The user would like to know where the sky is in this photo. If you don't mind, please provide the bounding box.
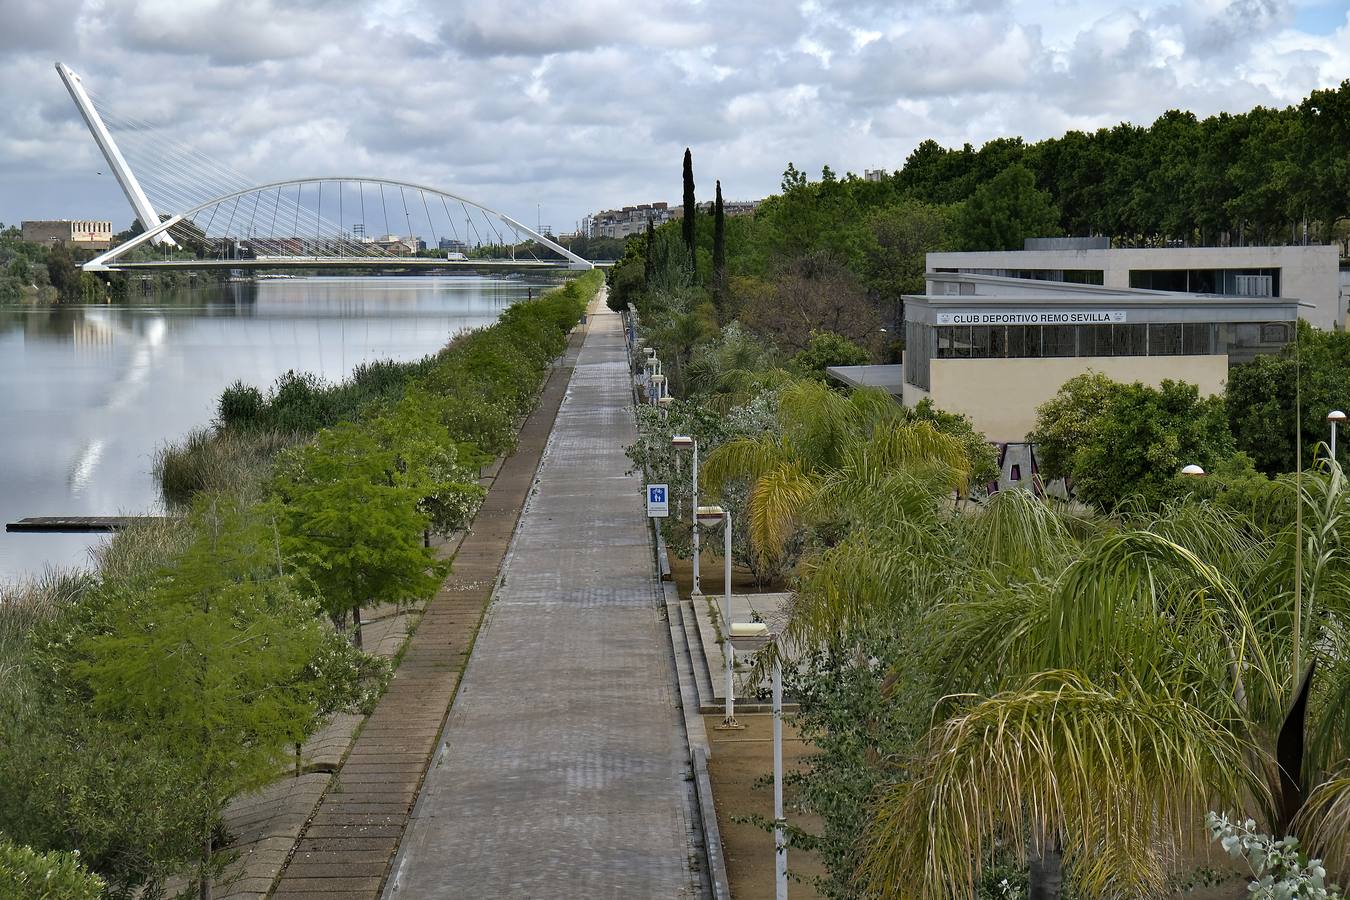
[1,0,1348,236]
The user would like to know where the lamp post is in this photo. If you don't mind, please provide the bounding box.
[697,504,741,729]
[650,373,666,405]
[671,435,702,597]
[1329,410,1346,459]
[730,622,786,900]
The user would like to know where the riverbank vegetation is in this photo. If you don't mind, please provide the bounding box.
[622,138,1349,897]
[0,270,598,897]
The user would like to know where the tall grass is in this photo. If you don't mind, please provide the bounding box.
[0,570,90,689]
[154,427,306,506]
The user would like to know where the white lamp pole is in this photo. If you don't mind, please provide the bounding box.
[672,435,702,596]
[698,505,741,729]
[1329,410,1345,459]
[730,622,785,899]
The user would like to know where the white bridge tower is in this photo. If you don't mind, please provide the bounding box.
[55,62,175,247]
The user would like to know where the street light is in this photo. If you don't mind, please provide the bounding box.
[1329,410,1346,459]
[730,622,786,900]
[697,504,742,729]
[650,373,666,405]
[1180,464,1206,477]
[671,434,702,597]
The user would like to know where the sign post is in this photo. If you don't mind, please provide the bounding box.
[646,484,669,518]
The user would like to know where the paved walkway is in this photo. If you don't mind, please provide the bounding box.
[269,311,588,900]
[383,295,701,898]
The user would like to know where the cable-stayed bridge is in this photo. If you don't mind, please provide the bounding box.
[56,63,595,273]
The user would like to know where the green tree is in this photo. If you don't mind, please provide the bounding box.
[712,180,727,312]
[45,243,81,300]
[862,199,956,323]
[271,421,446,647]
[1027,372,1121,481]
[73,497,334,899]
[955,163,1061,251]
[1057,378,1234,510]
[790,330,871,381]
[1227,322,1350,475]
[682,148,696,270]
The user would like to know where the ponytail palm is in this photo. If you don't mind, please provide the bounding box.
[862,469,1350,895]
[702,381,972,565]
[862,672,1264,900]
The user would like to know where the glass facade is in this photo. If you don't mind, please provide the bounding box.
[909,321,1276,363]
[1128,267,1280,297]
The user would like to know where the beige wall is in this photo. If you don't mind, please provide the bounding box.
[928,355,1229,442]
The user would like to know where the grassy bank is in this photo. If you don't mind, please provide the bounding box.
[0,270,599,898]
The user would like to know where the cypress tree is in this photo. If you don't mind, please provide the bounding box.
[682,148,696,268]
[713,180,727,310]
[643,215,655,288]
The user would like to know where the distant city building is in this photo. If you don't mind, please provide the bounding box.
[22,219,113,250]
[588,202,678,239]
[694,198,762,218]
[864,169,887,182]
[588,197,762,239]
[438,237,468,252]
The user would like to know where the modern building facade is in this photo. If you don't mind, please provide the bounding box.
[928,242,1341,330]
[22,219,113,250]
[901,272,1299,443]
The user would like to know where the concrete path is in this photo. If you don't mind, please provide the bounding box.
[384,295,702,898]
[270,315,587,900]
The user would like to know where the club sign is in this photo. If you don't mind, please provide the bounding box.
[936,310,1128,325]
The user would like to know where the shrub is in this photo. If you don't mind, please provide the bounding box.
[0,836,105,899]
[217,380,264,429]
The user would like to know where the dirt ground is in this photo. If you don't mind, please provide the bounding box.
[705,713,828,900]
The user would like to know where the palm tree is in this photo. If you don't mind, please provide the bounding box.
[853,464,1350,898]
[700,380,973,569]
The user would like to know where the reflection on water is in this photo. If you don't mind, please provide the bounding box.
[0,275,551,583]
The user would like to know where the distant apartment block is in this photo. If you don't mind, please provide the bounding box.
[929,239,1342,330]
[22,219,113,250]
[588,202,679,239]
[586,197,762,239]
[438,237,469,253]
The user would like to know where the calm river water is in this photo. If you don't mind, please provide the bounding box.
[0,274,553,584]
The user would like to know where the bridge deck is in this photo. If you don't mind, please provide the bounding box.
[102,258,611,272]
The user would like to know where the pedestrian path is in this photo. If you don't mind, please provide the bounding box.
[383,294,702,898]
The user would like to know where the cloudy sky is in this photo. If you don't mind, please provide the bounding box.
[1,0,1348,235]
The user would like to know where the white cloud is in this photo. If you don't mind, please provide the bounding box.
[0,0,1346,232]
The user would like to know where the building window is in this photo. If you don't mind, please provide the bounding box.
[1149,323,1183,355]
[1043,325,1077,357]
[1235,274,1273,297]
[1009,464,1022,481]
[905,321,931,390]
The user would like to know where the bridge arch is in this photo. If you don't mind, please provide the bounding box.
[85,177,593,271]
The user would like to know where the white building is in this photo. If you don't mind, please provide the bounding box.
[928,240,1342,330]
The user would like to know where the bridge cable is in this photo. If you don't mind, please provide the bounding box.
[420,189,438,248]
[459,201,485,249]
[378,183,391,242]
[439,195,461,244]
[399,185,414,250]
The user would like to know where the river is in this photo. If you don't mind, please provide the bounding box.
[0,274,554,584]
